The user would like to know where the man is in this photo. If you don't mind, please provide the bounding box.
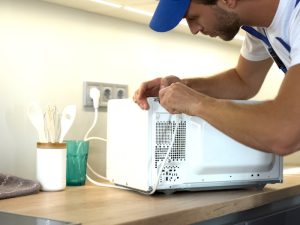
[133,0,300,156]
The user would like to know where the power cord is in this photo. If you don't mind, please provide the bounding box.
[84,88,180,194]
[84,87,106,142]
[84,87,126,189]
[146,114,180,195]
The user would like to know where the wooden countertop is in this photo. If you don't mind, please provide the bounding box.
[1,174,300,225]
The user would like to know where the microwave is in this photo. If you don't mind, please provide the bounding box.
[106,98,283,194]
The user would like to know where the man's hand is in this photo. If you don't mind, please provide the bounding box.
[159,82,206,115]
[133,76,181,109]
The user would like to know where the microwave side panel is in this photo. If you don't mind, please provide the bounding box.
[107,99,151,191]
[185,116,282,184]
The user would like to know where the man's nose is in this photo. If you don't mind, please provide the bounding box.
[188,22,203,35]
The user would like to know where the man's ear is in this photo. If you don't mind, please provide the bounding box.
[221,0,237,8]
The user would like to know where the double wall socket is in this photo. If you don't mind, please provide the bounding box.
[83,81,128,108]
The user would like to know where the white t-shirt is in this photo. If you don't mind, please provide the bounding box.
[240,0,300,71]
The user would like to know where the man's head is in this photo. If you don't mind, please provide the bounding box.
[150,0,240,41]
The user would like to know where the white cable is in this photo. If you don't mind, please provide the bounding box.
[85,136,107,142]
[84,88,112,186]
[84,107,99,141]
[147,114,180,195]
[86,175,130,190]
[87,162,109,181]
[84,90,181,195]
[83,106,108,181]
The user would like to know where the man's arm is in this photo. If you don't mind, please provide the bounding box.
[133,55,273,109]
[182,55,273,100]
[159,63,300,156]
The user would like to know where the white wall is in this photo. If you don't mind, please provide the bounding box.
[0,0,292,180]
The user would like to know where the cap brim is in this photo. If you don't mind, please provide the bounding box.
[150,0,191,32]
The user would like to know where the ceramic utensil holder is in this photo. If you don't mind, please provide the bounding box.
[36,142,66,191]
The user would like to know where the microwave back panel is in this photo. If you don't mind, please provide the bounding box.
[107,98,283,194]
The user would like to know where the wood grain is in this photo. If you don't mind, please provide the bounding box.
[0,175,300,225]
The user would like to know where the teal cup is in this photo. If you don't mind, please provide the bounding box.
[66,140,89,186]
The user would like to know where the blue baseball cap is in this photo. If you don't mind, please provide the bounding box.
[150,0,191,32]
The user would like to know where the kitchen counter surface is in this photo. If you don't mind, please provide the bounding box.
[0,174,300,225]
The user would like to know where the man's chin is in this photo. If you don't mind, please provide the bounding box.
[219,34,235,41]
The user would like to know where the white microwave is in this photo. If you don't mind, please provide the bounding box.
[106,98,283,194]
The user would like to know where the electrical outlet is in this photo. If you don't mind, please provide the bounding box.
[115,87,127,99]
[83,82,101,107]
[101,85,113,107]
[83,81,128,108]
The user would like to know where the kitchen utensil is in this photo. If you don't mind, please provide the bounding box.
[59,105,76,143]
[44,105,58,143]
[54,113,61,142]
[27,102,47,143]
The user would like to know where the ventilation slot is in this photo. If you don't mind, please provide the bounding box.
[155,120,186,168]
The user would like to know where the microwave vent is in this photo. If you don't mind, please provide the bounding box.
[159,165,180,184]
[155,120,186,169]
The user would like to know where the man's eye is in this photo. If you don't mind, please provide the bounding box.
[187,16,197,21]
